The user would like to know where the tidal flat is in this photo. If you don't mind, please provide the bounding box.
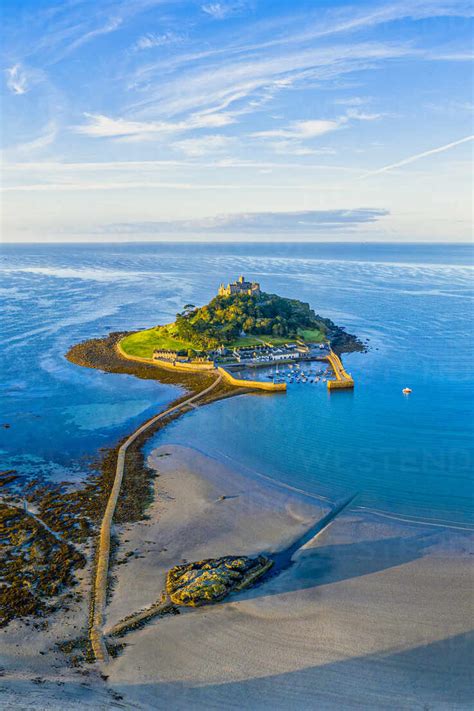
[2,440,472,709]
[86,446,474,709]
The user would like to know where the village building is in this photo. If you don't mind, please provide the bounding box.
[153,349,212,365]
[218,275,261,298]
[153,349,188,363]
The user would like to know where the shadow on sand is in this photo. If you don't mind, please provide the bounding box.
[239,529,438,602]
[111,631,474,709]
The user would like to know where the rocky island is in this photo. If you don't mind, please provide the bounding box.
[118,275,363,366]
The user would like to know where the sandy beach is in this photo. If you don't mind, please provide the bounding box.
[105,445,473,709]
[1,443,472,709]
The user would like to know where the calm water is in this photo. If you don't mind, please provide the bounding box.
[1,243,473,526]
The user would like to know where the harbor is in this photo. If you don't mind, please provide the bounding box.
[228,360,334,387]
[224,346,355,390]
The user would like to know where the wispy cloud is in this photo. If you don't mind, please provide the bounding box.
[5,64,30,94]
[64,16,123,56]
[201,2,248,20]
[133,31,184,51]
[360,135,474,177]
[14,122,58,153]
[122,0,473,134]
[267,141,336,157]
[97,208,389,233]
[3,157,361,174]
[129,41,410,121]
[202,3,229,19]
[72,111,235,140]
[427,50,474,61]
[2,0,182,70]
[334,96,371,107]
[253,119,342,140]
[3,0,473,242]
[252,110,382,153]
[1,178,355,192]
[172,134,235,156]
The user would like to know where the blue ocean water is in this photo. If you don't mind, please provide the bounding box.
[1,242,473,526]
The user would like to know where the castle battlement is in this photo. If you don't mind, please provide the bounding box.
[218,275,261,298]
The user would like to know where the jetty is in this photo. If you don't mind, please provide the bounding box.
[325,349,355,390]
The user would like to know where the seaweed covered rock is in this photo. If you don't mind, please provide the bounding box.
[166,555,272,606]
[0,504,86,627]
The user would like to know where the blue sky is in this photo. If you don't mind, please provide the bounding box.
[1,0,473,241]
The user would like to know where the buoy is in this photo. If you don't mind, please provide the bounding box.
[402,387,412,394]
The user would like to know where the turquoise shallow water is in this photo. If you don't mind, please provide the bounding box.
[1,242,473,525]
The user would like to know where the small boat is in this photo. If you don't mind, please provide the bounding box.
[402,387,412,394]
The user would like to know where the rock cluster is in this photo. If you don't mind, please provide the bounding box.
[166,555,273,606]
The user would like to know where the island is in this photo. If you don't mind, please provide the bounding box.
[116,275,362,390]
[67,277,363,661]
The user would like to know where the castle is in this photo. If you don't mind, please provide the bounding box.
[218,275,261,298]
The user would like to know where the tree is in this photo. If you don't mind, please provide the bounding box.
[243,317,255,332]
[173,290,323,349]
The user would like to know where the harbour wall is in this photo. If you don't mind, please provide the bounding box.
[217,367,287,391]
[325,351,354,389]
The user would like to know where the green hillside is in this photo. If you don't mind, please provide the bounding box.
[119,291,328,358]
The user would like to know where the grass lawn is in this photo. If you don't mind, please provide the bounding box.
[229,331,325,348]
[227,335,266,348]
[228,334,296,348]
[120,326,194,359]
[259,335,296,346]
[297,328,325,343]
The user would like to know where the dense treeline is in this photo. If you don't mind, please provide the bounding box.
[173,292,326,349]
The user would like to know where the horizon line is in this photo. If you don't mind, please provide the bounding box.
[2,239,473,246]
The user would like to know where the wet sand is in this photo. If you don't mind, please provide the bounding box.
[103,445,473,710]
[1,444,472,709]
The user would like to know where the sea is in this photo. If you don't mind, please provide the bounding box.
[1,242,473,528]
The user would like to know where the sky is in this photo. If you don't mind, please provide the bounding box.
[1,0,473,242]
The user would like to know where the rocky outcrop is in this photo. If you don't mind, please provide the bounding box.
[166,555,273,606]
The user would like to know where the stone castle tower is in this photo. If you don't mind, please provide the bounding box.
[218,275,261,297]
